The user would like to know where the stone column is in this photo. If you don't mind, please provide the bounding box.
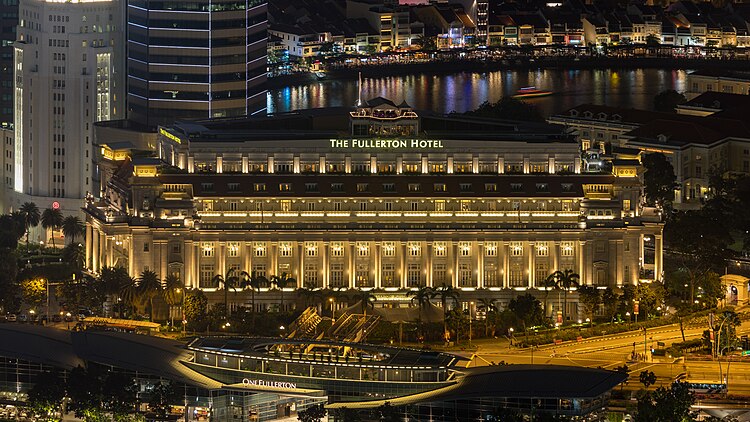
[297,243,304,287]
[426,243,433,287]
[578,240,585,286]
[184,240,194,288]
[374,242,381,288]
[400,242,406,288]
[218,241,226,277]
[528,242,536,288]
[655,234,663,282]
[216,155,223,173]
[159,241,168,282]
[106,235,113,268]
[322,243,328,289]
[242,156,249,173]
[92,229,100,273]
[503,242,510,288]
[452,241,459,287]
[268,156,274,173]
[553,241,560,272]
[477,243,484,288]
[85,224,92,269]
[349,242,356,288]
[270,242,278,278]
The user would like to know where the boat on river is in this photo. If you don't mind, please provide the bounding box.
[512,86,553,99]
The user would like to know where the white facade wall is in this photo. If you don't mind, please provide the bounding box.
[13,0,124,216]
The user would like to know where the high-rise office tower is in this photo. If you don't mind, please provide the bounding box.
[13,0,124,211]
[126,0,268,128]
[1,0,18,128]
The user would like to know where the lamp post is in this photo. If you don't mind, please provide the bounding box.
[586,317,591,328]
[65,312,71,330]
[508,327,514,349]
[329,297,335,323]
[469,301,474,347]
[626,311,631,325]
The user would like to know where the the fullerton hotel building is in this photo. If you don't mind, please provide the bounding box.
[86,98,663,315]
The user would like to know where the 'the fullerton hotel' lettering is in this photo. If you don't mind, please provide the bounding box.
[329,139,444,149]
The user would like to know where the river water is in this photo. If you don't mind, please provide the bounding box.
[267,68,689,117]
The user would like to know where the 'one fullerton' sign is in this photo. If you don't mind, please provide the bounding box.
[242,378,297,389]
[330,139,444,149]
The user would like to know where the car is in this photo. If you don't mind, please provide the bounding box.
[52,314,62,323]
[17,314,27,323]
[63,314,74,322]
[6,314,16,322]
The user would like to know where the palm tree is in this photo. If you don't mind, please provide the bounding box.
[119,277,141,317]
[137,269,163,322]
[352,289,376,317]
[214,270,241,320]
[240,270,267,325]
[19,202,40,251]
[269,272,297,312]
[40,208,63,249]
[551,269,581,324]
[163,273,183,328]
[541,272,560,322]
[62,243,85,272]
[61,216,84,245]
[477,297,498,337]
[433,283,460,341]
[297,286,323,309]
[407,285,434,338]
[99,266,131,317]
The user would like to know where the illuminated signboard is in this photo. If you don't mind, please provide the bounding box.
[329,139,444,149]
[241,378,297,389]
[159,128,182,144]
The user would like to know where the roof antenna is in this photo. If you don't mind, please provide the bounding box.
[356,71,364,107]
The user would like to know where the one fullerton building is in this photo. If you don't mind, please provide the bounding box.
[87,98,663,316]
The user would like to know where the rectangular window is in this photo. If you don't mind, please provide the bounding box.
[331,242,344,257]
[356,264,370,287]
[356,183,369,192]
[304,263,319,288]
[252,263,266,279]
[357,242,369,257]
[280,200,291,212]
[460,200,471,211]
[385,201,393,211]
[407,263,422,287]
[485,242,497,256]
[279,183,292,192]
[331,183,344,192]
[227,242,239,258]
[433,263,447,284]
[330,263,345,288]
[305,183,318,192]
[510,242,524,257]
[383,242,396,257]
[434,241,447,257]
[434,183,447,192]
[536,242,549,257]
[279,242,292,257]
[408,242,421,257]
[459,242,471,256]
[561,242,575,257]
[254,183,266,192]
[382,263,397,287]
[201,242,214,257]
[254,242,267,257]
[485,183,497,192]
[535,263,548,285]
[305,242,318,257]
[382,183,395,192]
[458,263,472,287]
[408,183,421,192]
[200,264,214,288]
[623,199,631,211]
[143,243,150,252]
[459,183,472,192]
[434,200,445,211]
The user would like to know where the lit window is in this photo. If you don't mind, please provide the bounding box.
[459,242,471,256]
[201,242,214,257]
[279,242,292,257]
[357,242,369,257]
[485,242,497,257]
[408,242,421,257]
[254,242,266,257]
[510,242,524,257]
[331,242,344,257]
[434,241,447,257]
[561,241,574,257]
[305,242,318,257]
[383,242,396,257]
[536,242,549,257]
[227,242,239,258]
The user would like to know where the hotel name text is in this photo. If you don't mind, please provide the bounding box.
[330,139,444,149]
[242,378,297,389]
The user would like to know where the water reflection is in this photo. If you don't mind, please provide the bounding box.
[268,69,688,116]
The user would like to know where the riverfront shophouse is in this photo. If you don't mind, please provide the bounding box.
[86,98,663,318]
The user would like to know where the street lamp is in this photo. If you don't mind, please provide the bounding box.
[329,297,335,323]
[508,328,514,349]
[279,325,286,338]
[469,301,474,347]
[626,311,631,323]
[585,317,591,328]
[65,312,71,330]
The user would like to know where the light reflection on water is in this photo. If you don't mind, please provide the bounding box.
[268,69,688,116]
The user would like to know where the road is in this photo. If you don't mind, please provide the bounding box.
[462,313,750,395]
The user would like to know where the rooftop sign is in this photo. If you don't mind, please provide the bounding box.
[330,139,444,150]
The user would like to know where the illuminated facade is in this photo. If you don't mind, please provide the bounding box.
[13,0,124,214]
[86,100,663,317]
